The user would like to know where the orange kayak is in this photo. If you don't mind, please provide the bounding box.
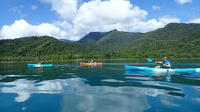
[80,62,103,66]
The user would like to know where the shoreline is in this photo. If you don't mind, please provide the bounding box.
[1,58,200,63]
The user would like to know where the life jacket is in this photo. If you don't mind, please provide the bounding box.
[162,60,171,68]
[163,61,170,65]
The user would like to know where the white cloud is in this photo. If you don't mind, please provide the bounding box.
[0,19,68,39]
[40,0,78,20]
[127,16,180,32]
[0,0,181,41]
[40,0,180,39]
[70,0,148,36]
[175,0,192,5]
[152,5,161,10]
[189,18,200,23]
[159,16,180,24]
[31,5,38,10]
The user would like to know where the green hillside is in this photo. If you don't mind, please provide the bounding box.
[1,23,200,61]
[96,30,144,51]
[79,32,108,43]
[121,23,200,58]
[1,36,79,56]
[79,29,144,51]
[0,36,102,60]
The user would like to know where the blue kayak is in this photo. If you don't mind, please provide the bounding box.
[125,65,200,73]
[27,64,53,67]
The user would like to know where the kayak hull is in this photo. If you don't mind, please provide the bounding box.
[28,64,53,67]
[80,62,103,66]
[125,65,200,73]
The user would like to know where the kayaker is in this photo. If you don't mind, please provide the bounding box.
[91,59,94,63]
[88,59,94,63]
[155,57,171,68]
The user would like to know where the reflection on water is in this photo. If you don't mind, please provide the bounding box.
[61,81,151,112]
[0,77,167,103]
[0,76,199,112]
[124,70,173,82]
[0,61,200,112]
[0,78,84,102]
[0,77,165,112]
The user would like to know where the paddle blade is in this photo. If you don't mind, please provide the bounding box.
[147,58,153,62]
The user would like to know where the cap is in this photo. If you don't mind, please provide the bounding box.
[163,57,167,59]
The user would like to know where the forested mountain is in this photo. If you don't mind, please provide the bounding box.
[79,29,144,51]
[0,36,102,60]
[96,30,144,51]
[121,23,200,58]
[79,31,108,42]
[0,23,200,61]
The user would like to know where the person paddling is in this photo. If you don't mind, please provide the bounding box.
[155,57,171,68]
[88,59,94,63]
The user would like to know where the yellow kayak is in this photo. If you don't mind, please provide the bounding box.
[80,62,103,66]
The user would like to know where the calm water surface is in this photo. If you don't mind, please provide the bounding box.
[0,60,200,112]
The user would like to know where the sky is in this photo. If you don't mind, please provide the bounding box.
[0,0,200,41]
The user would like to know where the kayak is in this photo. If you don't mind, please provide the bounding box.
[27,64,53,67]
[80,62,103,66]
[125,65,200,73]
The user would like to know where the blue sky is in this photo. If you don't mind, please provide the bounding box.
[0,0,199,40]
[133,0,200,21]
[0,0,57,26]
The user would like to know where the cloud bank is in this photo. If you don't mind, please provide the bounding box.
[0,19,67,39]
[190,18,200,23]
[0,0,180,41]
